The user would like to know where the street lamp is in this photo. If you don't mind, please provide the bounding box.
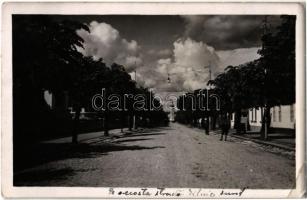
[167,73,171,84]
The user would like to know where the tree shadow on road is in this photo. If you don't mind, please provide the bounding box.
[122,132,167,138]
[130,127,173,134]
[14,167,76,186]
[114,138,154,143]
[14,142,165,173]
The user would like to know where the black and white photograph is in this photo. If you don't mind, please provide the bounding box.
[1,2,305,199]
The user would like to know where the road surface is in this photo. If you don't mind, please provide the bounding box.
[14,123,295,188]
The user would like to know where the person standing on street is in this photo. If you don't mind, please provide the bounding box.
[204,117,209,135]
[220,114,230,141]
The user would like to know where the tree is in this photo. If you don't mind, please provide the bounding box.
[257,15,296,139]
[68,56,110,142]
[208,61,265,134]
[13,15,89,142]
[13,15,169,144]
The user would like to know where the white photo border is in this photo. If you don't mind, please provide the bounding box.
[1,2,305,198]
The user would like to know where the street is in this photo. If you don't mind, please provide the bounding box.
[14,123,295,188]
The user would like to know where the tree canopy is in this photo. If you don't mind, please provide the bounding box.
[13,15,168,143]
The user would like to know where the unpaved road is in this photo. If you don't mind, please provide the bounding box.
[15,123,295,188]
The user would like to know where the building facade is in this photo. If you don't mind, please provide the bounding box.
[231,104,295,132]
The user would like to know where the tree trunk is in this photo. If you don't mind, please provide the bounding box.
[134,115,138,129]
[234,110,242,134]
[205,115,210,135]
[247,110,251,131]
[120,112,125,133]
[72,106,81,144]
[104,114,109,136]
[128,114,133,131]
[261,105,271,140]
[104,89,109,136]
[212,113,217,130]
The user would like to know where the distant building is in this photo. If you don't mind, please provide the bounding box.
[168,102,175,122]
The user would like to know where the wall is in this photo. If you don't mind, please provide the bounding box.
[230,104,295,131]
[249,104,295,130]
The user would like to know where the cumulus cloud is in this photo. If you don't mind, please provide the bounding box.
[129,69,158,89]
[157,49,172,57]
[150,38,261,93]
[153,38,221,92]
[77,21,142,71]
[76,19,263,94]
[147,49,172,58]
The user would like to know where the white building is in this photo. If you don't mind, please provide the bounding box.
[168,102,175,122]
[231,104,295,132]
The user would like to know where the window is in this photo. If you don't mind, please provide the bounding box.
[260,107,264,122]
[250,109,254,122]
[278,106,282,122]
[290,105,294,122]
[250,108,258,122]
[255,108,257,122]
[273,107,276,122]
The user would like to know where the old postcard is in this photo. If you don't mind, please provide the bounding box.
[1,2,305,199]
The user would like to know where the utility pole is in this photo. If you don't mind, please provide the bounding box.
[133,61,137,130]
[262,15,269,140]
[206,63,212,132]
[208,64,212,81]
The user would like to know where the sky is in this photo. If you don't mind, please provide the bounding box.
[58,15,281,94]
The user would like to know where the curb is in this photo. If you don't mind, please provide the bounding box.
[230,134,295,151]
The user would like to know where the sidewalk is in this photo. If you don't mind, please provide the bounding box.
[228,129,295,151]
[42,127,295,151]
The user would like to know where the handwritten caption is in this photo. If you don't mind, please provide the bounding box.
[108,187,248,198]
